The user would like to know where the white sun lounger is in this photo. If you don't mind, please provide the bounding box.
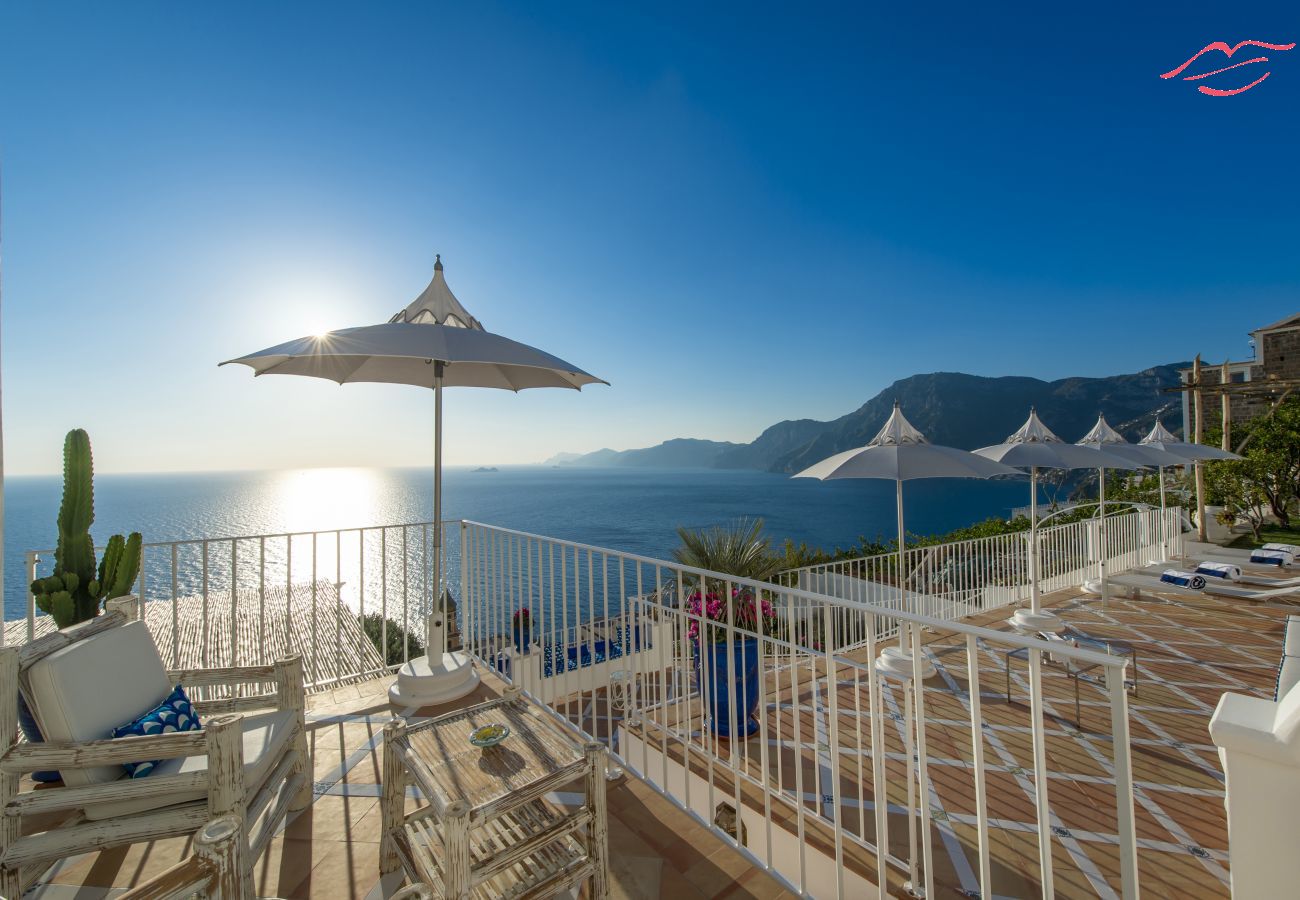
[1147,561,1300,589]
[1110,571,1300,602]
[1181,544,1297,568]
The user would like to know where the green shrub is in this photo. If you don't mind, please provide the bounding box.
[361,613,424,666]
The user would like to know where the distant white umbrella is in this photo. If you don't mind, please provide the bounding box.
[1138,419,1241,557]
[1076,415,1159,605]
[1138,419,1242,462]
[975,409,1142,632]
[795,403,1020,677]
[223,256,607,704]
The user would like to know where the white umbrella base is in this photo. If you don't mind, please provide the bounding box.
[1082,578,1111,597]
[874,644,936,680]
[1009,608,1065,634]
[388,651,481,708]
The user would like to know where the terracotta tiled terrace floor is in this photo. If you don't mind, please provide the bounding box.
[22,576,1299,899]
[26,670,795,900]
[621,584,1299,899]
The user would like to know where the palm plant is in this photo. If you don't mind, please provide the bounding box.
[672,517,781,583]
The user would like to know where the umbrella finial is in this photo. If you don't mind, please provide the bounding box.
[390,256,485,329]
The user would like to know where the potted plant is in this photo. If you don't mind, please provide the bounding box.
[512,607,533,653]
[23,429,143,780]
[687,587,775,738]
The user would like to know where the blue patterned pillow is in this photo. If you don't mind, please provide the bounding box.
[111,684,203,778]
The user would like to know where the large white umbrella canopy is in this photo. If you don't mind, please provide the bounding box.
[223,259,604,391]
[1138,419,1241,557]
[222,256,607,658]
[1076,415,1158,605]
[974,409,1142,630]
[1139,419,1242,461]
[795,403,1020,673]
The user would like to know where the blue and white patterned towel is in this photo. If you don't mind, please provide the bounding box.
[1251,549,1295,567]
[1161,570,1207,590]
[1196,561,1242,581]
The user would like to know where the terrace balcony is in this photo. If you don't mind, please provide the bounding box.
[7,506,1294,898]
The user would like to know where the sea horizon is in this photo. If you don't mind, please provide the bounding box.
[2,465,1044,619]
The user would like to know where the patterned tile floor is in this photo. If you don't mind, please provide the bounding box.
[22,579,1298,898]
[623,585,1298,899]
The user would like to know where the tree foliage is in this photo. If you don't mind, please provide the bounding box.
[361,613,424,667]
[1206,398,1300,528]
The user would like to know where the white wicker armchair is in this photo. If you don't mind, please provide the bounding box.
[0,603,311,898]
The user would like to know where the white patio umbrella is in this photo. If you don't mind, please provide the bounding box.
[794,403,1020,678]
[1138,420,1241,558]
[1076,415,1160,605]
[975,409,1142,632]
[223,256,607,704]
[1139,419,1241,509]
[1139,419,1242,462]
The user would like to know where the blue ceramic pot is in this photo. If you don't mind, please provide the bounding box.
[693,636,761,737]
[513,626,532,653]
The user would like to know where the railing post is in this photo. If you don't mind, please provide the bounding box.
[1109,663,1139,899]
[25,552,38,643]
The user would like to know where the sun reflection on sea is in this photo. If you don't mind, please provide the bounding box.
[272,467,389,534]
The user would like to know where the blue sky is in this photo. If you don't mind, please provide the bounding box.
[2,1,1297,474]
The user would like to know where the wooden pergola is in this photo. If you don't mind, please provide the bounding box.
[1160,355,1300,539]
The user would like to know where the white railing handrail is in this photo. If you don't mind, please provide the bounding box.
[779,504,1178,581]
[24,517,464,558]
[459,521,1127,671]
[457,519,1143,898]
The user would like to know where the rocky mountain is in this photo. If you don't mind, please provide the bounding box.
[552,363,1189,473]
[551,438,742,468]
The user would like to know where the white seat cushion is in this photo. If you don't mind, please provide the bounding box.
[26,621,173,788]
[83,709,296,820]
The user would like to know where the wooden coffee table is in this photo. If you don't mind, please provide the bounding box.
[379,686,609,899]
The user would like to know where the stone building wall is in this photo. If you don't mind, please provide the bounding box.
[1181,318,1300,435]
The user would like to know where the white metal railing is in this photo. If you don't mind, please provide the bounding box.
[779,506,1184,640]
[11,521,462,689]
[459,520,1141,899]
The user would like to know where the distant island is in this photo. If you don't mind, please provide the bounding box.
[472,466,499,473]
[543,363,1189,474]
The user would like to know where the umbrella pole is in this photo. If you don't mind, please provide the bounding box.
[1158,465,1168,562]
[432,363,445,658]
[1029,467,1039,614]
[896,478,907,652]
[1098,468,1109,607]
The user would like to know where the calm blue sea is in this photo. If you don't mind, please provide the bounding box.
[2,466,1037,620]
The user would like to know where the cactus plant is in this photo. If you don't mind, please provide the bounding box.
[31,430,143,629]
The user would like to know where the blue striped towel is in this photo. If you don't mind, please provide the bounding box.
[1251,549,1295,567]
[1196,562,1242,581]
[1263,543,1300,556]
[1161,570,1207,589]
